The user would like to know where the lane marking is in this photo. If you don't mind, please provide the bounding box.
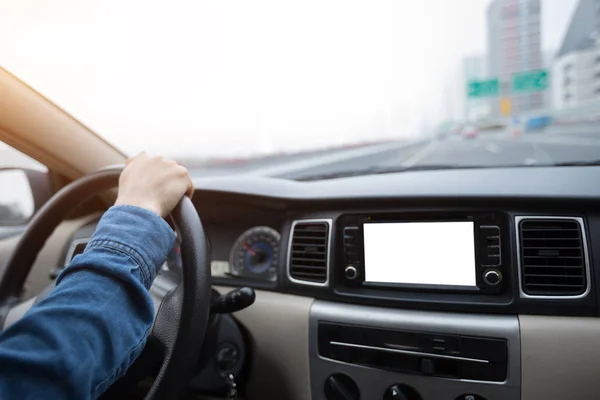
[531,143,554,163]
[401,141,440,167]
[484,143,501,153]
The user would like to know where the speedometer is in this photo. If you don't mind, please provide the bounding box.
[229,226,280,282]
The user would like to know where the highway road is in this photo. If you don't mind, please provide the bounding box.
[190,126,600,180]
[382,131,600,167]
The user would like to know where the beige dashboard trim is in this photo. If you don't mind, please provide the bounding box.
[520,315,600,400]
[216,286,313,400]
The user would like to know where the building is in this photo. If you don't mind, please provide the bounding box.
[552,0,600,110]
[487,0,543,115]
[541,50,555,110]
[463,55,490,121]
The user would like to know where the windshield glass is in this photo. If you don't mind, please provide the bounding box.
[1,0,597,179]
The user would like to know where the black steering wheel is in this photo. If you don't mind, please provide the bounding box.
[0,166,212,399]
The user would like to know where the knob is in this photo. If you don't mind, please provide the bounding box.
[344,265,359,280]
[382,384,421,400]
[483,269,502,286]
[324,373,360,400]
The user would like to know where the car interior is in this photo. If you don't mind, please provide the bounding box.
[1,62,600,400]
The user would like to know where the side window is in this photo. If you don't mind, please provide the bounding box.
[0,142,47,225]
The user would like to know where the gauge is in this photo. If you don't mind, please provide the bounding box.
[229,226,280,282]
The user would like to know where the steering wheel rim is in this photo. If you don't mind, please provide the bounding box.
[0,166,211,400]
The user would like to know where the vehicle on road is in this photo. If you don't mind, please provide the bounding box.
[525,116,552,132]
[460,124,478,139]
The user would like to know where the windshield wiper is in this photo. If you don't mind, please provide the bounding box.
[296,164,479,181]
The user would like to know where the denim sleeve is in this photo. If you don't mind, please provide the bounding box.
[0,205,175,400]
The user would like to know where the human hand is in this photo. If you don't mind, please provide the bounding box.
[115,153,194,217]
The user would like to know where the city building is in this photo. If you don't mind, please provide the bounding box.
[552,0,600,110]
[463,55,490,121]
[541,50,555,111]
[487,0,543,115]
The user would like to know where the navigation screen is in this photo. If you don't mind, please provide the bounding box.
[363,221,477,287]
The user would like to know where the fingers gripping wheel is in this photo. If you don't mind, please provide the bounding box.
[0,166,211,400]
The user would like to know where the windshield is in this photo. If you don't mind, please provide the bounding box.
[1,0,597,179]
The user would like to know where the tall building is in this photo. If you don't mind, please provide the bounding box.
[487,0,543,115]
[463,55,490,121]
[552,0,600,110]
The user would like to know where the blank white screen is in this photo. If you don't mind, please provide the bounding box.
[363,221,477,286]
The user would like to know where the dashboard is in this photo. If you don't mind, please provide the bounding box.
[59,165,600,400]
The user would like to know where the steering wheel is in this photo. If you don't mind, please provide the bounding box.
[0,166,211,399]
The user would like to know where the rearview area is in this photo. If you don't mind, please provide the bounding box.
[363,221,477,287]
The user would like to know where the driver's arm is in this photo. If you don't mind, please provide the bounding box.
[0,154,193,400]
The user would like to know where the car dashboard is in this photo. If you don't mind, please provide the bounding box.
[60,165,600,400]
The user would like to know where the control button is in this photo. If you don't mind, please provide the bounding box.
[455,395,487,400]
[343,226,359,246]
[420,358,435,375]
[480,225,501,267]
[324,373,360,400]
[383,384,421,400]
[344,265,359,280]
[483,269,502,286]
[432,337,445,351]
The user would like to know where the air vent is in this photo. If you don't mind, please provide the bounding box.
[518,218,588,297]
[288,220,331,285]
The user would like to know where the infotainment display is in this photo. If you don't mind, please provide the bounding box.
[363,221,477,287]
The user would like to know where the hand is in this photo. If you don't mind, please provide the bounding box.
[115,153,194,217]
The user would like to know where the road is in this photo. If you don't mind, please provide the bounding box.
[420,128,600,166]
[191,125,600,180]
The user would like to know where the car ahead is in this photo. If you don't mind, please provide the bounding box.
[525,115,552,132]
[460,124,478,139]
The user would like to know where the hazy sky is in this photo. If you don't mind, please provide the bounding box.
[0,0,578,157]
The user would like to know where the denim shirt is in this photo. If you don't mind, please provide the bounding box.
[0,205,175,399]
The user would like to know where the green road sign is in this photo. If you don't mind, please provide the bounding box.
[512,70,548,93]
[467,79,499,98]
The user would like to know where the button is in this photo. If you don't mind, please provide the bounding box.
[343,226,359,245]
[344,265,359,280]
[483,269,502,286]
[432,337,445,351]
[480,226,501,267]
[420,358,435,375]
[455,395,487,400]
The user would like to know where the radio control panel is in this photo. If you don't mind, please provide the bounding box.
[337,211,509,295]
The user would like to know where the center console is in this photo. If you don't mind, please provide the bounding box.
[308,211,519,399]
[310,300,520,400]
[296,208,593,399]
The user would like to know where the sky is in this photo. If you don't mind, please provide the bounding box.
[0,0,578,157]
